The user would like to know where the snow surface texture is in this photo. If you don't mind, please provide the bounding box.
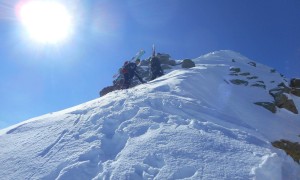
[0,50,299,180]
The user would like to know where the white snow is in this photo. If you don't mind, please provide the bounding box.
[0,50,299,180]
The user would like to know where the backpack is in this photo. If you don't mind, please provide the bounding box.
[122,62,137,74]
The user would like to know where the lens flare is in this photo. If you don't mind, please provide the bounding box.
[17,0,72,44]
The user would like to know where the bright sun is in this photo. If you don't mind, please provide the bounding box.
[18,0,72,44]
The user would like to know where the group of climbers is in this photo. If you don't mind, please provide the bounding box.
[114,48,164,89]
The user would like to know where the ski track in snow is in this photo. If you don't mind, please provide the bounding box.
[0,50,300,180]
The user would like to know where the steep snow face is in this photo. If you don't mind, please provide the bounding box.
[0,50,299,179]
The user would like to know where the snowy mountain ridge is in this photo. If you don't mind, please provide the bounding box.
[0,50,300,180]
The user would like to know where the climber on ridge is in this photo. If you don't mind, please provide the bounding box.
[150,45,164,80]
[122,59,145,89]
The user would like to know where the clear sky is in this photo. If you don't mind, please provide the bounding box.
[0,0,300,129]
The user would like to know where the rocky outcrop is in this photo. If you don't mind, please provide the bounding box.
[230,79,249,86]
[290,78,300,97]
[272,91,298,114]
[161,64,172,70]
[254,102,277,113]
[228,67,253,86]
[251,82,266,89]
[99,86,117,97]
[228,65,299,114]
[239,72,250,76]
[168,60,177,66]
[273,93,288,107]
[272,140,300,164]
[229,67,241,73]
[291,89,300,97]
[156,53,171,64]
[154,53,177,66]
[280,99,298,114]
[268,82,299,114]
[248,62,256,67]
[290,78,300,88]
[181,59,195,68]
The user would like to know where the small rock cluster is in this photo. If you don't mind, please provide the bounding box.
[181,59,195,68]
[228,60,299,114]
[254,81,299,114]
[229,66,266,89]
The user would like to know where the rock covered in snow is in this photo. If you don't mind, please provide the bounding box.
[181,59,196,68]
[290,78,300,97]
[290,78,300,88]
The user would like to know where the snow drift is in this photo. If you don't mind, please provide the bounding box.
[0,50,299,180]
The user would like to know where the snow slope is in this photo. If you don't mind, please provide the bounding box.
[0,50,299,180]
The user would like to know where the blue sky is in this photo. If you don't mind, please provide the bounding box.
[0,0,300,129]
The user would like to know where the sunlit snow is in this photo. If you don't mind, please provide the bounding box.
[0,50,299,179]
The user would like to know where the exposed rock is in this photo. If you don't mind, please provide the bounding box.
[291,88,300,97]
[157,53,171,64]
[269,93,298,114]
[290,78,300,88]
[252,81,265,89]
[181,59,195,68]
[280,100,298,114]
[248,62,256,67]
[269,83,291,96]
[270,69,276,73]
[229,73,238,76]
[247,76,258,80]
[168,60,177,66]
[256,81,265,84]
[278,82,291,94]
[232,59,236,62]
[254,102,276,113]
[239,72,250,76]
[272,140,300,164]
[269,88,282,97]
[161,64,172,70]
[251,83,266,89]
[99,86,116,97]
[268,82,298,114]
[229,67,241,73]
[230,79,249,86]
[274,93,289,107]
[270,81,275,83]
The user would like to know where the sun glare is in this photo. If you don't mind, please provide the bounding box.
[18,0,72,44]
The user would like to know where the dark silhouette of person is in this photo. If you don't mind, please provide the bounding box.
[150,56,164,80]
[122,59,145,89]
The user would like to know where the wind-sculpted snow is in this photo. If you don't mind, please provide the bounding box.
[0,50,299,179]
